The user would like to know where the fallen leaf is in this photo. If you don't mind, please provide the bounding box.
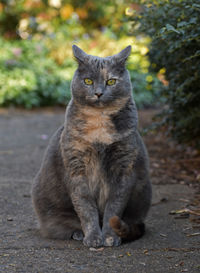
[0,150,13,155]
[186,232,200,237]
[89,247,104,252]
[169,209,189,215]
[196,173,200,181]
[152,162,159,168]
[179,198,190,203]
[170,208,200,216]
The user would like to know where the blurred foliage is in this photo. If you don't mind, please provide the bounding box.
[0,38,71,108]
[0,0,163,109]
[130,0,200,148]
[0,0,129,39]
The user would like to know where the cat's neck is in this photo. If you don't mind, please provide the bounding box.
[64,97,138,145]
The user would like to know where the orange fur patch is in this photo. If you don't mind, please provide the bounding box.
[109,216,121,230]
[79,97,129,144]
[109,216,129,238]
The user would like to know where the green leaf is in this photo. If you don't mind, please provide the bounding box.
[177,21,187,28]
[192,3,200,9]
[166,24,180,34]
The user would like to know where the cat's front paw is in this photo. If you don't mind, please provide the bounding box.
[83,232,103,247]
[103,233,121,247]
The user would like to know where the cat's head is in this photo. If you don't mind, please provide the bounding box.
[71,45,132,107]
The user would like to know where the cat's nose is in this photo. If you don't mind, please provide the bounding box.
[95,91,103,98]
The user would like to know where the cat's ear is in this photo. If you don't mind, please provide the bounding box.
[114,45,132,64]
[72,45,89,65]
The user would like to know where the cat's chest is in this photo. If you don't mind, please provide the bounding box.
[80,109,117,145]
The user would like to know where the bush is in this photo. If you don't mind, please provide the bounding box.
[129,69,162,108]
[0,0,127,39]
[0,1,163,109]
[131,0,200,148]
[0,38,71,108]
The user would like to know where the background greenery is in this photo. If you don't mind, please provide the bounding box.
[0,0,162,109]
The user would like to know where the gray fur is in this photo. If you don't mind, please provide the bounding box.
[32,45,152,247]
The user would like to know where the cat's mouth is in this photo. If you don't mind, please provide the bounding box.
[85,94,114,107]
[86,95,103,102]
[85,95,105,107]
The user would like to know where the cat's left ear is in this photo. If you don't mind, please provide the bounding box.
[114,45,132,64]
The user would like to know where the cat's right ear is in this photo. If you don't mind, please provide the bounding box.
[72,45,88,65]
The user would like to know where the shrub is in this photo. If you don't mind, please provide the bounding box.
[129,69,162,108]
[130,0,200,148]
[0,38,71,108]
[0,1,162,109]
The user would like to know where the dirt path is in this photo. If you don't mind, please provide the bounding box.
[0,108,199,273]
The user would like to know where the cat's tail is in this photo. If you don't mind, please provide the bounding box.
[109,216,145,241]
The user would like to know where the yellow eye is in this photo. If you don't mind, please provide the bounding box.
[84,78,93,85]
[106,79,116,86]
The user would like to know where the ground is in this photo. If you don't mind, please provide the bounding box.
[0,107,200,273]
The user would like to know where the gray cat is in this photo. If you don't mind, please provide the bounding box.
[31,45,152,247]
